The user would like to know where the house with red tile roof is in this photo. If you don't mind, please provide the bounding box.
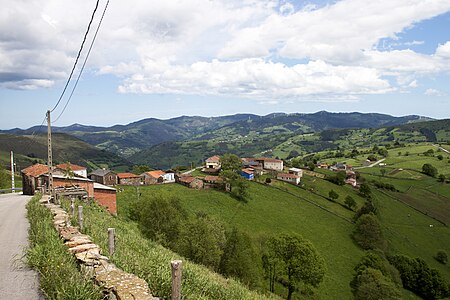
[277,173,300,185]
[21,163,49,195]
[254,158,284,171]
[117,173,141,185]
[205,155,221,169]
[55,163,87,178]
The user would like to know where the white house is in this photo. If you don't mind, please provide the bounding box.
[255,158,283,171]
[56,163,88,178]
[277,173,300,185]
[289,167,303,177]
[205,155,221,169]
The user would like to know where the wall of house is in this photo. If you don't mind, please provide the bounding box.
[264,161,283,171]
[22,175,35,195]
[94,189,117,215]
[52,177,94,197]
[119,178,141,185]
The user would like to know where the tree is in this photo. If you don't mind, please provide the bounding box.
[307,162,315,171]
[352,268,401,300]
[0,165,10,189]
[132,165,151,174]
[367,154,377,162]
[352,251,401,288]
[137,195,187,249]
[220,170,249,202]
[267,234,326,300]
[328,190,339,201]
[378,148,388,157]
[219,228,262,288]
[389,255,449,299]
[345,195,357,210]
[435,250,448,265]
[380,168,387,177]
[327,171,346,186]
[422,163,438,177]
[352,214,386,251]
[220,154,242,172]
[359,183,372,199]
[438,174,446,183]
[177,213,225,271]
[355,201,377,220]
[437,154,444,160]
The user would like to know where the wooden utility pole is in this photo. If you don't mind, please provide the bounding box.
[10,151,15,193]
[47,110,54,200]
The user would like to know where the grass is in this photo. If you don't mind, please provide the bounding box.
[26,194,103,300]
[117,183,364,299]
[372,189,450,280]
[61,197,277,300]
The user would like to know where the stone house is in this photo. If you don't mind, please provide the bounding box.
[176,174,204,189]
[89,169,117,186]
[117,173,141,185]
[21,163,49,195]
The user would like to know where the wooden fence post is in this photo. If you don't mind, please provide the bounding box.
[78,205,83,232]
[70,198,75,215]
[171,260,182,300]
[108,228,115,256]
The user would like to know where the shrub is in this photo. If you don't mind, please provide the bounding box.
[389,255,449,299]
[435,250,448,265]
[344,195,357,210]
[352,214,386,251]
[422,163,438,177]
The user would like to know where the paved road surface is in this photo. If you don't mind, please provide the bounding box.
[0,193,43,299]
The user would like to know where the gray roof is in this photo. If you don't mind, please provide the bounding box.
[93,182,116,191]
[90,169,115,177]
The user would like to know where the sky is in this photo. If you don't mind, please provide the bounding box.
[1,0,450,129]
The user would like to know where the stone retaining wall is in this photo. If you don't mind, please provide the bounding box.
[39,196,158,300]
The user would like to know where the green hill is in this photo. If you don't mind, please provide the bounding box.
[0,133,130,172]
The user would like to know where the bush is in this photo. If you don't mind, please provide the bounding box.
[344,195,357,210]
[422,163,438,177]
[389,255,449,299]
[435,250,448,265]
[352,214,386,251]
[352,268,401,300]
[355,201,377,220]
[372,180,398,192]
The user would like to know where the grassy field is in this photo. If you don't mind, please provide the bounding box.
[64,197,278,300]
[118,183,364,299]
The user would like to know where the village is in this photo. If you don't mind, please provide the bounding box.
[20,155,360,215]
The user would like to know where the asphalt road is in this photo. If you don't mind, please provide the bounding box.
[0,193,43,299]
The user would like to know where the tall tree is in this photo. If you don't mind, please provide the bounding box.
[352,214,386,251]
[267,234,326,300]
[219,228,262,288]
[176,213,225,271]
[220,170,249,202]
[220,154,243,172]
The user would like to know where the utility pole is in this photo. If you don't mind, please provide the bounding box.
[47,110,54,201]
[10,151,15,193]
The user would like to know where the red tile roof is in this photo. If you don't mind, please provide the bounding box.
[117,172,140,179]
[277,173,299,179]
[22,163,48,177]
[145,170,166,178]
[204,175,222,182]
[56,163,86,171]
[255,157,283,163]
[179,175,196,183]
[206,155,220,162]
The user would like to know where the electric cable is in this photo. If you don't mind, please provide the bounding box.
[52,0,110,124]
[50,0,100,113]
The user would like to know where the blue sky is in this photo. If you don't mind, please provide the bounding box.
[1,0,450,129]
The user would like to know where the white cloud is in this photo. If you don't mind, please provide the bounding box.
[118,58,391,98]
[1,0,450,101]
[425,88,446,96]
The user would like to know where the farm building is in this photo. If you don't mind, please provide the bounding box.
[176,175,204,189]
[21,163,49,195]
[93,183,117,214]
[289,167,303,177]
[55,163,88,178]
[117,173,141,185]
[241,168,254,180]
[205,155,221,169]
[89,169,117,186]
[277,173,300,185]
[254,158,284,171]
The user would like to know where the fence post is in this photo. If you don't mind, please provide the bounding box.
[70,198,75,216]
[78,205,83,231]
[108,228,115,256]
[171,260,182,300]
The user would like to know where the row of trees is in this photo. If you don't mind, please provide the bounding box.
[130,194,326,299]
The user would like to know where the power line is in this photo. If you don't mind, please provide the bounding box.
[50,0,100,113]
[52,0,110,124]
